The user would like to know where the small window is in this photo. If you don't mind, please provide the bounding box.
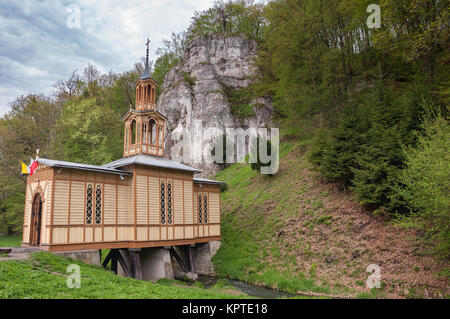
[86,184,93,225]
[95,185,102,225]
[160,179,166,224]
[198,193,203,224]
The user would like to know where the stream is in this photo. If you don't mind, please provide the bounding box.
[194,275,296,299]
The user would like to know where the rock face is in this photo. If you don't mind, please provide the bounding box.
[157,35,273,177]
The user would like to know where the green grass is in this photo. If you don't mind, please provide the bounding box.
[0,234,22,247]
[0,252,250,299]
[211,141,333,296]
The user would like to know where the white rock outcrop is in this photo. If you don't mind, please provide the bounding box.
[157,35,273,177]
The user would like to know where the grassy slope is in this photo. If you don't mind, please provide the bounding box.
[0,252,249,299]
[212,141,449,299]
[0,235,22,247]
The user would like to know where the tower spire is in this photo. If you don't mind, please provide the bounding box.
[141,38,151,79]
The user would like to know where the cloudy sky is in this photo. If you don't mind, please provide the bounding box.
[0,0,213,115]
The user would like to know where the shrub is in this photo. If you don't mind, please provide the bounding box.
[394,113,450,257]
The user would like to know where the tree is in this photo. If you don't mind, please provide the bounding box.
[55,98,122,165]
[394,113,450,257]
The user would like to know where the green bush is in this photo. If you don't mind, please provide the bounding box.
[394,114,450,257]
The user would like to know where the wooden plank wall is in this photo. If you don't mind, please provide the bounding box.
[193,184,222,239]
[22,164,52,245]
[23,163,221,250]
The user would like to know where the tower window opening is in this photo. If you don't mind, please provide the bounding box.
[131,120,136,145]
[149,119,157,145]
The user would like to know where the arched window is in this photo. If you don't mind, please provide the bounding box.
[148,84,151,102]
[160,179,166,224]
[167,180,172,224]
[86,184,93,225]
[142,123,147,144]
[149,119,157,145]
[198,193,203,224]
[152,87,155,103]
[203,193,208,224]
[95,185,102,224]
[131,120,136,145]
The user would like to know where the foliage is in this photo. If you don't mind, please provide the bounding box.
[222,85,255,119]
[182,71,196,87]
[153,52,180,98]
[310,81,430,209]
[54,98,123,165]
[187,0,265,41]
[393,113,450,257]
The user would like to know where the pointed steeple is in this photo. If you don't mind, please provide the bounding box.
[140,38,151,80]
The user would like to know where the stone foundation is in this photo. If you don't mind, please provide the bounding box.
[53,250,100,266]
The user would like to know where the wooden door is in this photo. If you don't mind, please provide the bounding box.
[30,193,42,246]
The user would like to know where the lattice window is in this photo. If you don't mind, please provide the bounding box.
[95,185,102,225]
[167,180,173,225]
[198,192,203,224]
[86,184,93,225]
[204,193,208,224]
[160,179,166,224]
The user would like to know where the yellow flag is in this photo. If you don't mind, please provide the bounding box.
[20,161,29,175]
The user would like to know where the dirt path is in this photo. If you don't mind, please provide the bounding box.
[0,247,41,261]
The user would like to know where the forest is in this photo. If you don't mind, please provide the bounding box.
[0,0,448,258]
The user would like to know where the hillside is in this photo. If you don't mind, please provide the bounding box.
[212,141,449,299]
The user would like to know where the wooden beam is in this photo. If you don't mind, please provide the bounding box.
[170,247,189,273]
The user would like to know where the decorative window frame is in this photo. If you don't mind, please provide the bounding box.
[160,178,166,224]
[160,178,173,225]
[85,183,103,225]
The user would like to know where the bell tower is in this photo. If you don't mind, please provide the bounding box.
[122,38,166,158]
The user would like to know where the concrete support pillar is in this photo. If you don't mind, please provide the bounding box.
[192,241,221,275]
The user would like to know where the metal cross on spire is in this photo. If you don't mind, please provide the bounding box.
[146,38,150,57]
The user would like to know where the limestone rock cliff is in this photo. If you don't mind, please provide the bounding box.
[157,35,273,177]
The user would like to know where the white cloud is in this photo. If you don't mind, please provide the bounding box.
[0,0,213,115]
